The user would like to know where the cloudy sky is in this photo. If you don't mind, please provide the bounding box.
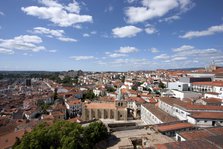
[0,0,223,71]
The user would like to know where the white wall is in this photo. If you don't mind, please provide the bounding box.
[204,93,219,98]
[173,107,189,120]
[168,82,188,91]
[187,116,223,127]
[175,133,186,142]
[214,86,223,93]
[171,90,201,100]
[141,105,162,125]
[158,100,175,116]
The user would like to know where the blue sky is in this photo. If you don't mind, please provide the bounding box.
[0,0,223,71]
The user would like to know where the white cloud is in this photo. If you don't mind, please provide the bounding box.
[180,24,223,39]
[91,31,97,34]
[127,0,137,3]
[149,48,159,53]
[112,26,142,38]
[0,11,4,16]
[172,45,219,58]
[70,56,95,61]
[108,53,127,58]
[58,37,77,42]
[145,25,157,34]
[172,45,194,52]
[73,24,82,29]
[82,31,96,37]
[32,27,64,37]
[21,0,93,27]
[163,56,187,63]
[48,50,57,53]
[116,46,138,53]
[0,35,45,54]
[31,27,77,42]
[0,48,14,54]
[125,0,193,23]
[159,15,180,22]
[105,46,138,58]
[172,56,187,61]
[83,33,90,37]
[154,54,170,60]
[96,60,107,65]
[105,5,114,12]
[110,58,151,69]
[154,45,223,67]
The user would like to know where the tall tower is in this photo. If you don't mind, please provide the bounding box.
[116,88,123,100]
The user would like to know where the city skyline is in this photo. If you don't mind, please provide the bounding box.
[0,0,223,71]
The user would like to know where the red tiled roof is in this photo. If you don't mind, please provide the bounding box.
[66,99,81,105]
[179,127,223,140]
[0,128,31,149]
[159,97,223,111]
[156,139,217,149]
[149,98,158,103]
[85,102,116,109]
[98,96,115,102]
[202,98,222,103]
[205,92,220,95]
[157,122,194,132]
[67,117,82,123]
[125,97,145,103]
[142,104,178,123]
[176,104,223,111]
[189,112,223,120]
[192,81,223,87]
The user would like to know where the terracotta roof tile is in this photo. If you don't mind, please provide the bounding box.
[192,81,223,87]
[85,102,116,109]
[179,127,223,140]
[142,104,178,123]
[189,112,223,119]
[202,98,222,103]
[125,97,145,103]
[157,122,194,132]
[0,128,31,149]
[156,139,217,149]
[66,99,81,105]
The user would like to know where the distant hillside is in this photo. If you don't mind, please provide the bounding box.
[167,67,204,71]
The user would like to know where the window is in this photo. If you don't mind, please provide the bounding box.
[204,120,207,123]
[197,120,200,123]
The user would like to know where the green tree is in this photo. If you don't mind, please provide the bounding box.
[143,87,151,93]
[53,88,58,100]
[12,137,21,148]
[121,76,125,83]
[83,90,95,100]
[106,87,115,93]
[83,122,108,148]
[158,81,166,89]
[13,121,108,149]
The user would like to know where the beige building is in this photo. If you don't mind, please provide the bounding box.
[81,101,127,121]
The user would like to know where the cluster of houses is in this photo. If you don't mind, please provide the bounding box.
[1,63,223,148]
